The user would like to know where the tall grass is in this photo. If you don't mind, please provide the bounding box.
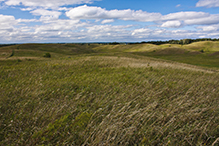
[0,54,219,145]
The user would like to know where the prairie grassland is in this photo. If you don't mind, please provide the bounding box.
[0,43,219,145]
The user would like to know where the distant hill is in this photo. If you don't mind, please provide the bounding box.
[1,41,219,68]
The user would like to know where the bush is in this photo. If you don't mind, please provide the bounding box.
[43,53,51,58]
[8,50,14,58]
[200,49,204,53]
[17,59,22,62]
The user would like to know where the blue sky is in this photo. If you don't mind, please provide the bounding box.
[0,0,219,43]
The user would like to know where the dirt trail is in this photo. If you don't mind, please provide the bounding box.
[0,57,40,60]
[90,56,217,73]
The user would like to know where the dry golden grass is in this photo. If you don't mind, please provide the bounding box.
[0,43,219,145]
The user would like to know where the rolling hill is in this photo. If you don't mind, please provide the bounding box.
[0,41,219,145]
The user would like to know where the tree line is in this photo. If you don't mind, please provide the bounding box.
[135,38,219,45]
[105,38,219,45]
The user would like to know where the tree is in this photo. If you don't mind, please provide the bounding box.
[43,53,51,58]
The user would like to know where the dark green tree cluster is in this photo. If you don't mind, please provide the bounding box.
[43,52,51,58]
[139,38,219,45]
[108,42,121,45]
[0,44,16,48]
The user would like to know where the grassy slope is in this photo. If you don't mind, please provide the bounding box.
[1,41,219,68]
[0,42,219,145]
[131,41,219,69]
[184,41,219,52]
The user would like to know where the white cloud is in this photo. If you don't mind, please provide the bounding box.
[66,6,219,27]
[176,4,181,8]
[5,0,99,9]
[197,25,219,31]
[83,25,134,41]
[101,19,114,24]
[1,3,219,43]
[30,9,62,21]
[31,23,133,42]
[86,24,131,32]
[20,24,119,42]
[21,7,34,11]
[131,28,173,39]
[162,11,209,21]
[0,14,16,30]
[184,14,219,25]
[161,21,182,28]
[1,19,219,43]
[31,9,61,17]
[58,7,70,11]
[17,18,38,22]
[0,14,17,42]
[131,28,151,36]
[66,5,107,19]
[66,5,162,22]
[3,20,88,42]
[34,19,82,32]
[196,0,219,8]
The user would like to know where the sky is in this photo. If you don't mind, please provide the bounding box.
[0,0,219,43]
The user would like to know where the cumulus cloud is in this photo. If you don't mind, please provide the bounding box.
[0,14,17,42]
[66,5,162,22]
[161,21,182,28]
[131,28,151,36]
[83,25,135,41]
[0,14,16,30]
[86,24,132,33]
[66,5,107,19]
[30,9,62,21]
[66,5,219,27]
[0,19,90,43]
[1,19,219,43]
[21,7,34,11]
[197,25,219,31]
[31,23,133,42]
[184,14,219,25]
[131,28,198,40]
[162,11,209,21]
[196,0,219,8]
[17,18,38,22]
[101,19,114,24]
[4,0,99,9]
[34,19,82,32]
[1,3,219,43]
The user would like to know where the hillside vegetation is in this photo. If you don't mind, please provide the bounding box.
[0,42,219,145]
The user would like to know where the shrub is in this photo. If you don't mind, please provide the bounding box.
[17,59,22,62]
[43,53,51,58]
[200,49,204,53]
[9,50,14,58]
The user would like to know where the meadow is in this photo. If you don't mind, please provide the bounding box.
[0,42,219,145]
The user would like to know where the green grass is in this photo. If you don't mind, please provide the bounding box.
[184,41,219,52]
[133,51,219,68]
[132,42,219,69]
[0,42,219,145]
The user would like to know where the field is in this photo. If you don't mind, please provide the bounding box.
[0,42,219,145]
